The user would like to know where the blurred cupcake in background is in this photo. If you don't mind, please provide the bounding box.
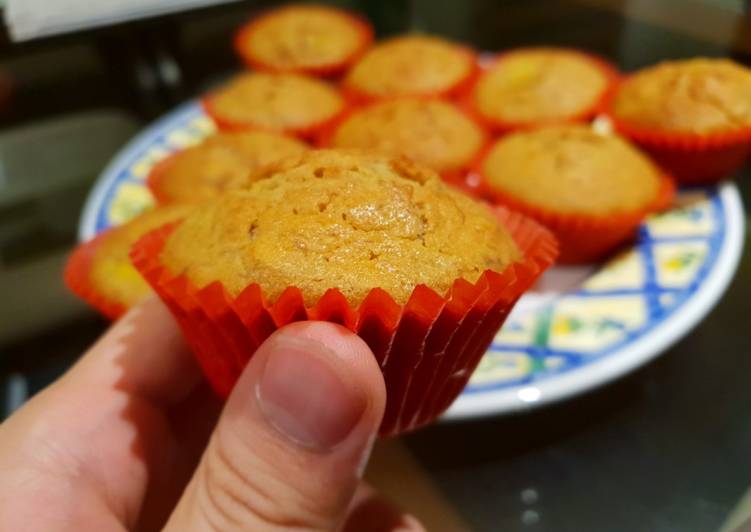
[64,204,195,319]
[234,4,373,76]
[607,58,751,183]
[468,47,618,132]
[203,72,346,138]
[477,125,674,263]
[343,35,477,101]
[148,130,308,204]
[322,98,486,180]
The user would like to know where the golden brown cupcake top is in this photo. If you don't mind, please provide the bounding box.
[152,131,308,203]
[207,72,344,130]
[473,48,610,125]
[330,99,485,173]
[481,125,662,215]
[90,204,195,308]
[161,150,520,306]
[611,58,751,134]
[237,5,369,73]
[344,35,474,98]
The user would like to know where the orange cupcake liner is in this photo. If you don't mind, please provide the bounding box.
[606,106,751,183]
[234,5,374,77]
[475,167,676,264]
[463,48,620,134]
[202,94,348,140]
[340,44,480,104]
[315,98,490,183]
[129,208,558,436]
[64,232,128,320]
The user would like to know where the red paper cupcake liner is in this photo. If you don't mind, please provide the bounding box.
[606,109,751,184]
[476,169,676,264]
[315,98,490,183]
[463,48,620,134]
[340,44,480,104]
[129,208,558,435]
[234,5,374,77]
[64,232,128,320]
[202,93,347,141]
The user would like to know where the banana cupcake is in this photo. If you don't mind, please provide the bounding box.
[470,47,617,132]
[478,125,674,263]
[65,204,195,319]
[607,58,751,182]
[323,98,485,177]
[148,130,308,204]
[204,72,345,137]
[235,4,372,75]
[131,150,557,434]
[343,35,476,101]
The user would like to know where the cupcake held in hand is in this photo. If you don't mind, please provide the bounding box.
[131,150,557,435]
[607,58,751,182]
[477,125,674,263]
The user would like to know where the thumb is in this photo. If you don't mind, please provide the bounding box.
[164,321,387,532]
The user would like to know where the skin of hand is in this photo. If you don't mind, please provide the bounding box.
[0,296,425,532]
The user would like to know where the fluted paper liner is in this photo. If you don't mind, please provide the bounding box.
[129,208,557,435]
[607,108,751,183]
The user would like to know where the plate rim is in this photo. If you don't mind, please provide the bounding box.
[78,100,746,420]
[445,183,744,419]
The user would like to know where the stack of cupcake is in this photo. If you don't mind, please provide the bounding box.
[65,3,751,434]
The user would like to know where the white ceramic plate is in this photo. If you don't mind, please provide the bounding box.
[79,100,745,419]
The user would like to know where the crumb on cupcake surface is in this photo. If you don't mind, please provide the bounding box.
[238,5,369,72]
[161,150,520,305]
[330,98,485,172]
[153,131,308,203]
[473,48,610,125]
[344,35,474,98]
[90,204,195,308]
[482,125,662,215]
[207,72,344,130]
[611,58,751,134]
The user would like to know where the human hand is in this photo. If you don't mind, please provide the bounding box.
[0,296,424,531]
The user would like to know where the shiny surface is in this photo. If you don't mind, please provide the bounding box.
[1,1,751,531]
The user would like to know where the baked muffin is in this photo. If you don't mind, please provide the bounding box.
[471,48,616,131]
[204,72,345,136]
[131,149,557,434]
[325,98,485,175]
[148,130,308,204]
[65,204,195,318]
[479,125,672,262]
[343,35,476,100]
[235,4,372,75]
[607,58,751,182]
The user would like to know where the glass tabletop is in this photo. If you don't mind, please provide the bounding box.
[0,1,750,531]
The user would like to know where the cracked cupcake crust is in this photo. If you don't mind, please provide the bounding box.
[481,125,662,215]
[611,58,751,134]
[161,150,520,305]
